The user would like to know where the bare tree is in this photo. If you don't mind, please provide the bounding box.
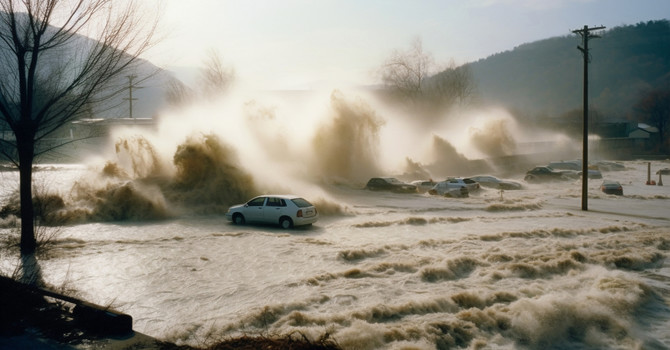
[165,49,235,107]
[379,37,434,102]
[0,0,158,254]
[200,49,235,98]
[379,38,475,111]
[425,61,476,107]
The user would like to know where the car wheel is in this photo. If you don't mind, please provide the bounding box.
[279,217,293,229]
[233,213,245,225]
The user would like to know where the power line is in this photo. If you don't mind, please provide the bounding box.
[572,25,606,211]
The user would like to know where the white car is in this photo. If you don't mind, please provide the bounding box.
[428,180,471,198]
[410,180,438,193]
[225,195,318,228]
[442,178,480,191]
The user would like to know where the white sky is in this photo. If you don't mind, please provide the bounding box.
[143,0,670,90]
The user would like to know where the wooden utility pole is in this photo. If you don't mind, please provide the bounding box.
[123,75,143,118]
[572,25,605,211]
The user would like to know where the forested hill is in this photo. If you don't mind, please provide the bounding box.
[468,20,670,120]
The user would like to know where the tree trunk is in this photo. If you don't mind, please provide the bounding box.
[18,138,36,255]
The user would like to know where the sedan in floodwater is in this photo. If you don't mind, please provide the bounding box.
[225,195,318,228]
[601,180,623,196]
[365,177,417,193]
[468,175,523,190]
[428,180,470,197]
[524,166,572,183]
[410,180,438,193]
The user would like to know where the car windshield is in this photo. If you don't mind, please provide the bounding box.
[291,198,313,208]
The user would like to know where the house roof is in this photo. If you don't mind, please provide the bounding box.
[637,123,659,133]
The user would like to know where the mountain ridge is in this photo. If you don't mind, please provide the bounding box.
[467,19,670,120]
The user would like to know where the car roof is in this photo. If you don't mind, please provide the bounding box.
[254,194,302,200]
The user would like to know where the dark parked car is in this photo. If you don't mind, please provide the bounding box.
[601,180,623,195]
[365,177,417,193]
[548,161,581,171]
[524,166,571,183]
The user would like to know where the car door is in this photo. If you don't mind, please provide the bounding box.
[264,197,287,223]
[245,197,266,222]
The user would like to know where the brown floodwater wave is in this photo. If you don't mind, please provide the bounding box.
[311,91,384,184]
[8,134,262,223]
[354,216,472,228]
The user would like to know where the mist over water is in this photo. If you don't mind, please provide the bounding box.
[14,85,584,222]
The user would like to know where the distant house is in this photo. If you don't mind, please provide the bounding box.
[34,117,157,162]
[628,123,659,139]
[591,122,661,159]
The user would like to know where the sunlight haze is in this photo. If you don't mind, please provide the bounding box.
[145,0,670,90]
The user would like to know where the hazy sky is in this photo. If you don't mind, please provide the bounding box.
[145,0,670,90]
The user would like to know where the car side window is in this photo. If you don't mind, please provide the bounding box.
[267,197,286,207]
[247,197,266,206]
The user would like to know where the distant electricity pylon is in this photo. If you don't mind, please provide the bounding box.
[123,75,143,118]
[572,25,605,211]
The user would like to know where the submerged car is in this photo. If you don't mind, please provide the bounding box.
[524,166,572,182]
[410,180,438,193]
[469,175,522,190]
[601,180,623,196]
[580,169,603,179]
[365,177,417,193]
[441,177,480,192]
[428,180,470,197]
[549,161,602,179]
[595,161,626,172]
[548,161,581,171]
[225,195,318,228]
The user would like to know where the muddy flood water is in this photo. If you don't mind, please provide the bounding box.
[1,159,669,349]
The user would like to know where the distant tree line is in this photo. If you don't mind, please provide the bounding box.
[468,20,670,152]
[470,20,670,117]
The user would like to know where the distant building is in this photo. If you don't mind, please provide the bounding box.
[37,117,157,162]
[628,123,659,139]
[593,122,661,159]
